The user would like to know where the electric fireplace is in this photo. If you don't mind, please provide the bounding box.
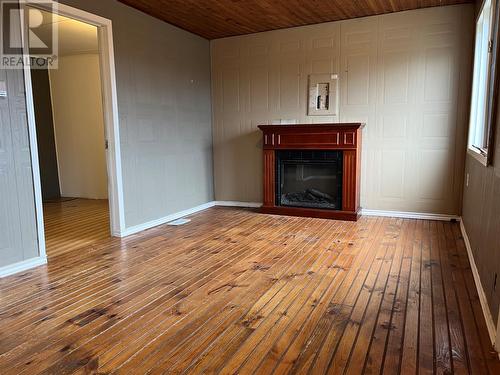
[258,123,364,221]
[276,150,342,210]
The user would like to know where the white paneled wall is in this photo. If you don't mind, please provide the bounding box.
[211,4,474,214]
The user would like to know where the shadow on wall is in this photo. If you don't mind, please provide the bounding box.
[216,130,262,202]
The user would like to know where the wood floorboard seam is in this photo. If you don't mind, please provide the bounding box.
[6,213,292,374]
[248,218,369,375]
[229,220,356,375]
[1,206,498,374]
[342,219,404,375]
[303,217,389,374]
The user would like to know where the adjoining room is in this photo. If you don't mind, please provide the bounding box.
[30,10,110,257]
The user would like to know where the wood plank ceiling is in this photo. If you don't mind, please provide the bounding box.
[118,0,474,39]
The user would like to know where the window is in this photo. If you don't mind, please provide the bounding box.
[468,0,499,165]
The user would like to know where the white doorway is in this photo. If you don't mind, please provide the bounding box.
[22,1,125,259]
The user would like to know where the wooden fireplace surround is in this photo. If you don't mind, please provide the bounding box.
[258,123,364,221]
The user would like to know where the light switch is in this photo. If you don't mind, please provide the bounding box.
[0,81,7,98]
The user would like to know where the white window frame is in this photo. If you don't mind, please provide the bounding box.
[468,0,498,166]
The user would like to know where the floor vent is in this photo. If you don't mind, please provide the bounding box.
[167,218,191,226]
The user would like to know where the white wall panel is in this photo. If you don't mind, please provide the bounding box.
[346,55,372,106]
[222,68,241,112]
[424,48,453,102]
[382,51,410,105]
[279,62,301,110]
[418,149,451,200]
[380,150,407,200]
[382,115,407,139]
[211,4,474,215]
[339,17,379,209]
[249,67,269,111]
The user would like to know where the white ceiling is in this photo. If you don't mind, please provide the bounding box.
[33,9,98,56]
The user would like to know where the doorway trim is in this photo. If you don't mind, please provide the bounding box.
[22,0,126,260]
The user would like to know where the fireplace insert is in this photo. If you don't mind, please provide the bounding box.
[276,150,342,210]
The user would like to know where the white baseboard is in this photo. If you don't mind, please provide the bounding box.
[0,256,47,278]
[460,220,497,348]
[117,201,262,237]
[215,204,460,223]
[119,201,217,237]
[212,204,459,221]
[361,209,460,221]
[214,201,263,208]
[213,205,459,221]
[118,204,459,238]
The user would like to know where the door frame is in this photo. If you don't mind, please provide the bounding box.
[22,1,126,258]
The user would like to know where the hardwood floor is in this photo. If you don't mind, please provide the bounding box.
[0,207,498,374]
[43,198,110,258]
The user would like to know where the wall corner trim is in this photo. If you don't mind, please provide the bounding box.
[0,256,48,278]
[118,201,217,237]
[459,219,498,350]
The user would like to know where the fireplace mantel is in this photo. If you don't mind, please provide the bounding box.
[258,123,364,221]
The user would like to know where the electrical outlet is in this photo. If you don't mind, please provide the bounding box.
[466,173,470,187]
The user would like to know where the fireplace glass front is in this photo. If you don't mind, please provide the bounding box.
[276,150,342,210]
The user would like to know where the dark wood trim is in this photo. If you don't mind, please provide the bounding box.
[259,123,364,221]
[261,206,361,221]
[258,123,365,131]
[262,150,275,207]
[259,123,364,151]
[342,150,356,212]
[356,130,362,210]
